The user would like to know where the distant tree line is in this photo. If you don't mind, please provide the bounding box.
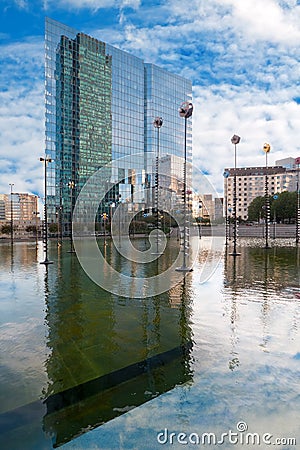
[247,191,298,223]
[0,224,37,234]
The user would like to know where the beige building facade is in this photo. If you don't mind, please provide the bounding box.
[0,193,38,221]
[224,157,299,221]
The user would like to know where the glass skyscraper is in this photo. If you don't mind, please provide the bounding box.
[45,18,192,231]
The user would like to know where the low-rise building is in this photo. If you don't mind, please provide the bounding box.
[224,157,299,221]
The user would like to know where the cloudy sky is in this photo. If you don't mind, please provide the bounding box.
[0,0,300,199]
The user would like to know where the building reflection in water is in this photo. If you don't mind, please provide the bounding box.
[42,239,194,447]
[0,241,39,270]
[224,244,300,292]
[223,244,300,366]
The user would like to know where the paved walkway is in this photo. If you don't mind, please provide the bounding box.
[196,224,297,238]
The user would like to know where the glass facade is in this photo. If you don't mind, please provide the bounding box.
[144,64,192,159]
[45,18,192,230]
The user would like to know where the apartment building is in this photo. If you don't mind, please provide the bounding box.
[224,157,299,220]
[0,193,38,221]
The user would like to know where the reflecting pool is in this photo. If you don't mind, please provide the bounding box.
[0,237,299,449]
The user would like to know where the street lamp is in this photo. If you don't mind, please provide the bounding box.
[176,101,193,272]
[223,170,230,246]
[228,205,232,240]
[56,181,63,246]
[33,210,40,248]
[230,134,241,257]
[67,180,75,253]
[295,157,300,244]
[102,212,108,246]
[263,143,271,249]
[8,183,14,245]
[39,156,53,265]
[198,199,202,239]
[152,117,163,255]
[272,194,278,239]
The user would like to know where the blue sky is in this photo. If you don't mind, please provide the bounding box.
[0,0,300,199]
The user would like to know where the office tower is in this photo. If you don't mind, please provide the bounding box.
[45,18,192,231]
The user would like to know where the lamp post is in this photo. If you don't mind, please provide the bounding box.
[40,156,53,265]
[198,200,202,239]
[230,135,241,257]
[115,194,122,247]
[295,157,300,244]
[223,170,230,246]
[152,117,163,255]
[67,180,75,253]
[102,212,107,246]
[272,194,278,239]
[263,143,271,249]
[228,205,232,240]
[57,181,63,246]
[109,201,116,239]
[9,183,14,245]
[33,211,40,248]
[176,101,193,272]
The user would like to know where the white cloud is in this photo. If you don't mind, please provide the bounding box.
[67,0,113,8]
[44,0,140,12]
[14,0,28,9]
[0,38,44,197]
[143,0,300,46]
[121,0,141,9]
[223,0,300,45]
[1,0,29,10]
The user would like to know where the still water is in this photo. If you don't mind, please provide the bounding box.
[0,237,299,449]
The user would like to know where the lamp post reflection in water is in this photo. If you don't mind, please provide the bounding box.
[261,249,272,351]
[295,156,300,245]
[223,251,240,370]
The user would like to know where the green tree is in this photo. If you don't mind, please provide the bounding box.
[247,196,266,222]
[129,220,148,234]
[1,224,11,235]
[48,223,58,233]
[248,191,297,223]
[271,191,297,223]
[26,225,37,234]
